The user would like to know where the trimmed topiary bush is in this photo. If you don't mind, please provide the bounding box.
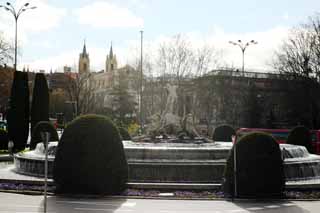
[31,73,49,136]
[30,121,59,150]
[0,129,9,150]
[7,71,29,152]
[119,127,131,140]
[287,125,314,154]
[212,125,235,142]
[223,132,285,198]
[53,114,128,195]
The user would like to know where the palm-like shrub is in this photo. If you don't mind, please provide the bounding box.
[7,71,29,151]
[31,73,49,136]
[30,121,59,150]
[212,125,235,142]
[223,132,285,198]
[53,114,128,195]
[0,129,9,150]
[287,125,314,154]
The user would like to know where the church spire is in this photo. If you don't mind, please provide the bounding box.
[82,39,87,55]
[83,39,87,55]
[109,41,113,58]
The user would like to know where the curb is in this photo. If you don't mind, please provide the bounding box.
[0,155,13,162]
[127,182,221,190]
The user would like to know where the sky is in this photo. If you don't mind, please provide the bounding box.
[0,0,320,73]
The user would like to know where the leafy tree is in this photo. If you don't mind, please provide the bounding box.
[31,73,49,135]
[7,71,29,151]
[109,77,137,127]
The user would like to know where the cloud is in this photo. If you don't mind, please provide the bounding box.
[23,26,290,73]
[119,26,290,72]
[73,1,144,28]
[283,12,289,21]
[203,26,290,71]
[0,0,66,33]
[20,50,79,72]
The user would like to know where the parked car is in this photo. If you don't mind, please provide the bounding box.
[236,128,320,155]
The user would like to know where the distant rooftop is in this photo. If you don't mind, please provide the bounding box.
[207,69,282,79]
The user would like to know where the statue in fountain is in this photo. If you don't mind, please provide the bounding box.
[179,113,200,139]
[159,83,180,128]
[142,83,209,143]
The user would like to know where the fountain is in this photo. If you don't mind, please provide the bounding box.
[13,141,320,183]
[12,83,320,183]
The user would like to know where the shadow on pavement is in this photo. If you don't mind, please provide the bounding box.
[38,195,127,213]
[231,200,310,213]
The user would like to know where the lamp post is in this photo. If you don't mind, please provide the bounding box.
[0,2,36,72]
[229,40,257,74]
[139,30,143,134]
[40,131,50,213]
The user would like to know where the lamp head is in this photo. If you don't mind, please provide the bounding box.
[24,3,29,7]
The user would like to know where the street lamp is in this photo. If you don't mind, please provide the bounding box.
[229,40,257,74]
[0,2,36,72]
[139,30,143,134]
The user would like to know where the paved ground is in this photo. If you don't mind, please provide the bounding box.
[1,192,320,213]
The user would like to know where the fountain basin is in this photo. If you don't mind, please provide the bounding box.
[13,141,320,183]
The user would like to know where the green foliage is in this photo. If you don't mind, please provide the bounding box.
[118,127,131,140]
[223,132,285,198]
[30,121,59,150]
[31,73,49,135]
[53,114,128,195]
[287,125,314,154]
[0,129,8,150]
[7,71,29,151]
[212,125,235,142]
[109,80,137,127]
[127,122,139,136]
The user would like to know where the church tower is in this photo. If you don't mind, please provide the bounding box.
[79,40,90,75]
[105,42,118,73]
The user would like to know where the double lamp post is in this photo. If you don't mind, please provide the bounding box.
[229,39,258,74]
[0,2,36,72]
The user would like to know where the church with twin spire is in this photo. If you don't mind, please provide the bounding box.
[78,41,139,108]
[78,41,118,75]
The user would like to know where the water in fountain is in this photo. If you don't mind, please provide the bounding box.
[13,140,320,183]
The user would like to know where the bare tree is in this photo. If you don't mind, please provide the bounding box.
[157,34,194,83]
[65,72,96,116]
[273,13,320,128]
[0,32,13,65]
[273,13,320,79]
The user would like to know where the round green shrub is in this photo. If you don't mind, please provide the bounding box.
[287,125,314,154]
[212,125,235,142]
[0,129,9,150]
[30,121,59,150]
[223,132,285,198]
[53,114,128,195]
[119,127,131,140]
